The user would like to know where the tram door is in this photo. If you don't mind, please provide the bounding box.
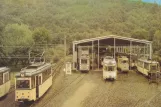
[3,72,8,93]
[35,75,42,98]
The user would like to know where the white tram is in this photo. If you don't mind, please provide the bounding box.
[15,62,52,102]
[117,56,129,72]
[136,59,160,77]
[0,67,10,97]
[79,55,90,72]
[102,56,117,80]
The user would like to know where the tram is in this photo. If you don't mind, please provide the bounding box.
[136,59,160,77]
[0,67,10,97]
[15,62,52,102]
[117,56,129,72]
[102,56,117,80]
[79,55,90,72]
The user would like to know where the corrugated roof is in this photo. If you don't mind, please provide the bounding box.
[73,35,152,45]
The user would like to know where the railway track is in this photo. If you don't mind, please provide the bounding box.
[0,58,68,107]
[39,74,86,107]
[30,70,86,107]
[29,57,87,107]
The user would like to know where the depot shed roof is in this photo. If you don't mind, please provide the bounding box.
[73,35,152,46]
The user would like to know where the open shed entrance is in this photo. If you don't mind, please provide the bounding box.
[73,35,152,71]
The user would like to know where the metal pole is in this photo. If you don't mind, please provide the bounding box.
[28,50,31,63]
[144,45,145,58]
[130,41,132,70]
[150,43,152,59]
[98,40,99,70]
[64,35,66,62]
[147,44,149,59]
[114,38,116,59]
[73,43,75,70]
[92,41,94,70]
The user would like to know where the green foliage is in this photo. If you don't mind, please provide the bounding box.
[2,23,33,54]
[32,27,51,44]
[1,0,161,64]
[131,29,148,39]
[153,30,161,52]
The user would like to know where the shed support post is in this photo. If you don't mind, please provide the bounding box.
[150,43,152,59]
[114,38,116,59]
[92,41,94,70]
[98,40,100,70]
[130,41,132,70]
[147,44,149,59]
[144,45,146,58]
[122,46,123,53]
[73,43,75,70]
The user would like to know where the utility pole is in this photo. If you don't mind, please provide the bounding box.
[64,35,66,62]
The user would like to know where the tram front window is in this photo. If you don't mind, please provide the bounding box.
[16,80,30,89]
[81,59,87,64]
[122,60,128,63]
[150,65,158,71]
[108,66,114,71]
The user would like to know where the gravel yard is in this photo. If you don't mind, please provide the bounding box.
[33,69,161,107]
[1,68,161,107]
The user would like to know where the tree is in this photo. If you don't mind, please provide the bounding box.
[32,27,51,44]
[153,30,161,53]
[2,23,33,54]
[131,29,149,40]
[1,23,34,66]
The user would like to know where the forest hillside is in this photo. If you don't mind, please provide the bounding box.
[0,0,161,66]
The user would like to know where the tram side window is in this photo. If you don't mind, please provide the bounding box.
[31,77,35,88]
[0,73,3,85]
[137,61,143,67]
[39,76,42,85]
[4,72,9,83]
[16,80,30,89]
[144,62,149,70]
[42,68,51,83]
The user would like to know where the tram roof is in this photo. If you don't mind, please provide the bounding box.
[0,67,10,73]
[15,63,52,77]
[73,35,152,46]
[138,58,159,64]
